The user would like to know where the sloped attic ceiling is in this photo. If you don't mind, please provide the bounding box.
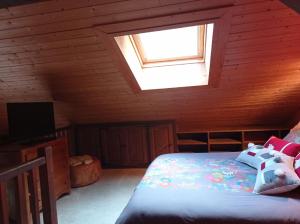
[0,0,299,132]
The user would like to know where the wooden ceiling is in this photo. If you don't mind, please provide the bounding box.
[0,0,299,132]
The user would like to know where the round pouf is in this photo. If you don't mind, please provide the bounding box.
[69,155,101,188]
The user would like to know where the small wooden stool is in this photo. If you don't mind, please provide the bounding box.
[69,155,101,188]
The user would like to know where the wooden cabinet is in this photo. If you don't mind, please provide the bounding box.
[75,120,176,168]
[0,137,70,223]
[101,126,149,167]
[149,123,176,160]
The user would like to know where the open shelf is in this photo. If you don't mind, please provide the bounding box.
[178,139,207,145]
[209,138,242,145]
[177,132,208,153]
[176,128,289,153]
[209,131,242,146]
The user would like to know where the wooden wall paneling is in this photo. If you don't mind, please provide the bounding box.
[0,0,299,132]
[0,1,236,41]
[0,0,235,33]
[149,122,176,160]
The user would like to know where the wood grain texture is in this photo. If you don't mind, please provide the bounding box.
[38,146,58,224]
[0,183,9,224]
[0,0,299,131]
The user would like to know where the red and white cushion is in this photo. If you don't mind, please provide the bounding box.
[236,143,274,169]
[264,136,300,157]
[254,150,300,195]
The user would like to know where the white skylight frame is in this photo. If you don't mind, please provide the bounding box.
[130,25,206,67]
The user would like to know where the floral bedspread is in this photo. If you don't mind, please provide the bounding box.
[138,154,257,193]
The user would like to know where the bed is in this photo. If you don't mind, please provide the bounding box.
[116,152,300,224]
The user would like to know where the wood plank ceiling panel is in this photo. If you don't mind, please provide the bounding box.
[0,0,299,133]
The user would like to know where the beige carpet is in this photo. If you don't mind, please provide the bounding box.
[56,169,145,224]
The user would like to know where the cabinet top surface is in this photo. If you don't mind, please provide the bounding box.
[0,137,65,152]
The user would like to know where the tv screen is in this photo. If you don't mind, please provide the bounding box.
[7,102,55,141]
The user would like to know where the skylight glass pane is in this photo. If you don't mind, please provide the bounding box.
[135,26,199,62]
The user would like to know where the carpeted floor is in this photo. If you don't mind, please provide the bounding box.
[56,169,145,224]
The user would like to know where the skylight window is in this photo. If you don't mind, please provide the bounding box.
[114,23,214,90]
[131,25,205,66]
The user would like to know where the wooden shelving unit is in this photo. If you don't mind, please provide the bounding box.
[177,132,208,153]
[176,128,289,153]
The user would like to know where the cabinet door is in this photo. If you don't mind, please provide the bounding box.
[76,126,100,158]
[101,127,123,166]
[149,123,175,160]
[51,138,70,199]
[101,126,149,167]
[126,126,149,166]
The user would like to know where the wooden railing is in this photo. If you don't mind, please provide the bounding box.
[0,147,58,224]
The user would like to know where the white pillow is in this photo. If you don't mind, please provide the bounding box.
[253,150,300,195]
[236,143,274,169]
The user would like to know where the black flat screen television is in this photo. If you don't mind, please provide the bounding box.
[7,102,55,141]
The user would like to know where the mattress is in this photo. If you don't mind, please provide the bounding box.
[116,152,300,224]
